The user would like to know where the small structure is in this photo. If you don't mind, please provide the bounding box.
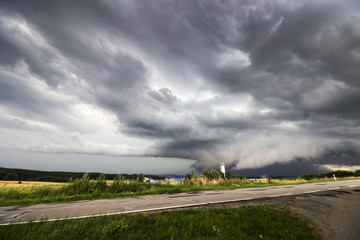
[220,163,226,177]
[164,177,184,182]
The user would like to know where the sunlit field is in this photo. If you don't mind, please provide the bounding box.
[0,181,66,188]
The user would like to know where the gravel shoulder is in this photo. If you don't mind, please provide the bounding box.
[211,187,360,240]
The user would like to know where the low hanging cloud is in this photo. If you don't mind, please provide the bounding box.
[0,0,360,175]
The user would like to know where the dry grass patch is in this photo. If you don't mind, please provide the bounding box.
[0,181,66,188]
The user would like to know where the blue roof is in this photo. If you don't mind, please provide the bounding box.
[172,178,184,181]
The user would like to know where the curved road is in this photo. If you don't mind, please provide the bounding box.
[1,179,359,225]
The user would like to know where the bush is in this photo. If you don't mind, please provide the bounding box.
[225,171,232,179]
[209,169,220,180]
[67,173,93,194]
[185,173,192,181]
[201,169,210,180]
[137,173,145,183]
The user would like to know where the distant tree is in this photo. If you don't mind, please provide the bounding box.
[234,174,245,180]
[225,171,232,179]
[209,169,220,180]
[202,169,210,179]
[354,169,360,177]
[185,173,192,181]
[332,170,353,178]
[137,173,145,182]
[299,173,320,180]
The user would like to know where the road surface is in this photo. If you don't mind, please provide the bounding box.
[1,179,359,226]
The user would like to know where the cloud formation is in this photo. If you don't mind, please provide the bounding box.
[0,0,360,175]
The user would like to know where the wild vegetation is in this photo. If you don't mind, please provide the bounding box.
[299,169,360,180]
[0,205,320,240]
[1,169,359,206]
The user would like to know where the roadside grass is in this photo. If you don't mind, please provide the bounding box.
[0,174,359,206]
[0,205,321,240]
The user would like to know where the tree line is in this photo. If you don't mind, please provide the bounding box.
[299,170,360,180]
[0,167,163,182]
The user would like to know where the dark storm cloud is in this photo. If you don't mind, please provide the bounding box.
[1,0,360,175]
[233,160,329,178]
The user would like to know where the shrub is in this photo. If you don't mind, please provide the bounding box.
[137,173,145,183]
[185,173,192,181]
[201,169,210,180]
[69,173,93,193]
[209,169,220,180]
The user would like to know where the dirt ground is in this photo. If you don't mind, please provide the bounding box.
[0,181,66,188]
[211,187,360,240]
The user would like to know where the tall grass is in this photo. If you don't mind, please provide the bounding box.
[0,173,359,206]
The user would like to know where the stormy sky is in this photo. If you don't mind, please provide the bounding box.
[1,0,360,176]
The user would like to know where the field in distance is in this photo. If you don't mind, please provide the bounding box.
[0,181,66,188]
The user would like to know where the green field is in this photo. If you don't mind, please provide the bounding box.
[0,205,320,240]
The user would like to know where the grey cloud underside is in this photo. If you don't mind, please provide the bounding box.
[1,0,360,174]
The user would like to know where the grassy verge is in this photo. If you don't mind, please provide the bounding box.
[1,175,359,206]
[0,205,320,240]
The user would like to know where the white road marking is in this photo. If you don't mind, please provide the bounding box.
[303,190,322,194]
[349,185,358,187]
[0,203,209,226]
[328,187,340,190]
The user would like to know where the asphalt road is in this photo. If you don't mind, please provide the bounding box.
[1,179,359,227]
